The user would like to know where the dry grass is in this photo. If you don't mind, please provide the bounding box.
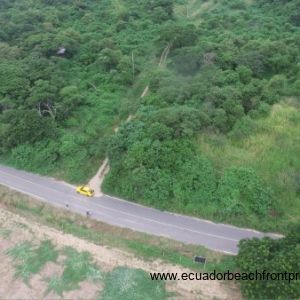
[197,101,300,230]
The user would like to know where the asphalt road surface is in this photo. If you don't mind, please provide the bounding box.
[0,165,282,254]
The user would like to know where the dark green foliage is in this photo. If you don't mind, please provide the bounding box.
[229,116,256,140]
[104,0,299,227]
[9,140,59,173]
[0,0,299,231]
[0,0,169,181]
[104,106,215,211]
[173,156,217,212]
[237,225,300,299]
[1,110,57,150]
[216,167,273,217]
[159,22,198,49]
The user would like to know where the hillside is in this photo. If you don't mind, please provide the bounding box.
[0,0,299,232]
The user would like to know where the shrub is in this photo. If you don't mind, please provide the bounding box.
[216,167,273,217]
[237,224,300,299]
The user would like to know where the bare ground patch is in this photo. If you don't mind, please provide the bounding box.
[0,207,241,299]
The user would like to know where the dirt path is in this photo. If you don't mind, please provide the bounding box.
[88,114,133,194]
[141,85,149,98]
[158,44,171,68]
[0,207,241,299]
[88,45,171,192]
[88,158,110,196]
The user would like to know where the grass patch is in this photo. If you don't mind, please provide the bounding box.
[0,228,11,239]
[0,186,237,273]
[101,266,169,300]
[6,240,58,284]
[125,239,236,272]
[45,247,102,295]
[197,101,300,231]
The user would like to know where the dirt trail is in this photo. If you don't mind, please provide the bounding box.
[88,45,171,193]
[140,44,170,99]
[0,207,241,299]
[88,158,110,196]
[141,85,149,98]
[88,114,133,194]
[158,44,171,67]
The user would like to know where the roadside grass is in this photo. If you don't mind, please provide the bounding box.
[197,101,300,232]
[0,186,237,273]
[6,240,58,284]
[45,247,102,295]
[3,237,170,299]
[100,266,170,300]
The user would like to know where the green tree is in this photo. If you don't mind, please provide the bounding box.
[236,51,267,77]
[237,65,252,84]
[2,110,57,149]
[0,62,29,99]
[212,108,228,132]
[159,22,198,49]
[237,225,300,299]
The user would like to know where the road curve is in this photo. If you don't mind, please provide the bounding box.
[0,165,282,255]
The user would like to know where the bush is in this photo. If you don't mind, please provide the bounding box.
[237,224,300,299]
[216,167,273,217]
[174,156,217,211]
[229,116,256,140]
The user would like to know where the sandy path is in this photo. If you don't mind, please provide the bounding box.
[88,158,110,196]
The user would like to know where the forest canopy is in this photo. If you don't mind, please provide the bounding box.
[0,0,299,231]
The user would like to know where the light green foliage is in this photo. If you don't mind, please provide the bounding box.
[45,247,102,295]
[237,225,300,299]
[6,240,58,283]
[45,276,67,296]
[198,102,300,230]
[101,267,169,300]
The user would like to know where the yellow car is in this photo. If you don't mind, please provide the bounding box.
[76,185,95,197]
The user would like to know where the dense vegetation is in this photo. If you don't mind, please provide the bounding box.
[237,225,300,299]
[103,0,300,231]
[0,0,171,181]
[0,0,299,231]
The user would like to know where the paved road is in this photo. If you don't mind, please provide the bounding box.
[0,165,282,254]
